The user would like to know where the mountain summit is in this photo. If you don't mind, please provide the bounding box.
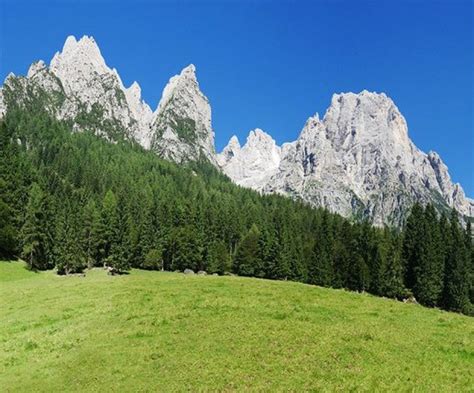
[0,35,472,226]
[0,35,211,158]
[150,64,216,164]
[219,91,473,226]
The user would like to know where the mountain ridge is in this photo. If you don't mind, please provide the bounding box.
[219,91,473,226]
[0,34,471,226]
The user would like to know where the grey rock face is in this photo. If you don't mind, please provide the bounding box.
[0,35,153,144]
[220,91,473,226]
[1,35,471,226]
[150,64,217,164]
[217,129,281,190]
[0,36,214,162]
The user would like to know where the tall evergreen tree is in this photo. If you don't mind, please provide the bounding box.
[55,203,85,274]
[20,183,49,270]
[207,240,231,274]
[402,202,425,290]
[381,235,407,299]
[168,226,203,272]
[414,204,444,306]
[233,224,261,277]
[443,210,471,313]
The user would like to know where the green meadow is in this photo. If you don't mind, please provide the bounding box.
[1,261,473,392]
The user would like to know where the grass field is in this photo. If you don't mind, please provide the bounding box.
[1,261,473,392]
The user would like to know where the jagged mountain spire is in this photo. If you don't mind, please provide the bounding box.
[219,91,473,225]
[218,128,281,190]
[150,64,216,164]
[0,35,471,226]
[1,35,153,145]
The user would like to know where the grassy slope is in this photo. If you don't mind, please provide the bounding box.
[1,262,473,392]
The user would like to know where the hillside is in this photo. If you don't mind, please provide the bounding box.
[1,108,473,315]
[1,261,473,391]
[1,34,472,225]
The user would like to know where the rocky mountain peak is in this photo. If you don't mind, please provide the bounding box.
[247,128,276,146]
[27,60,47,78]
[218,128,281,190]
[156,64,200,113]
[150,64,216,164]
[217,135,241,164]
[227,135,241,150]
[126,81,142,99]
[50,35,111,86]
[0,35,471,226]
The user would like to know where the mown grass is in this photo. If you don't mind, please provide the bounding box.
[1,261,473,392]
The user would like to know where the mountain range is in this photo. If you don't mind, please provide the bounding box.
[1,35,472,226]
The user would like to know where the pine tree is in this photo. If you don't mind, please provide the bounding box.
[81,199,101,268]
[443,210,471,313]
[381,235,407,299]
[169,226,203,272]
[347,254,370,292]
[97,190,118,265]
[207,240,231,274]
[233,224,261,277]
[414,204,444,306]
[402,202,425,291]
[143,248,163,270]
[465,221,474,304]
[55,204,85,274]
[0,178,16,256]
[274,229,292,280]
[309,212,334,286]
[107,197,130,272]
[20,183,49,270]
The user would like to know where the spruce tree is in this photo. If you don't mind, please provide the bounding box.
[414,204,444,306]
[233,224,261,277]
[55,204,85,274]
[81,199,101,268]
[169,226,203,272]
[402,203,425,291]
[465,221,474,304]
[207,240,231,274]
[443,210,471,313]
[107,197,130,272]
[381,235,407,299]
[20,183,49,270]
[0,178,16,256]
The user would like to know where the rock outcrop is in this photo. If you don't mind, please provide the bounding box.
[220,91,473,226]
[218,128,281,190]
[150,64,216,164]
[1,35,153,144]
[1,35,472,226]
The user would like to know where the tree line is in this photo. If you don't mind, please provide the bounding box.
[0,108,472,315]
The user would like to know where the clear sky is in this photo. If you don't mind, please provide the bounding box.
[1,0,473,196]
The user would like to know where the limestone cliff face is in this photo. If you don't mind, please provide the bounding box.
[217,129,281,190]
[150,65,216,164]
[219,91,473,226]
[0,35,153,144]
[1,35,472,226]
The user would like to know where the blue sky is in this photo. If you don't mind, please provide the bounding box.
[1,0,473,196]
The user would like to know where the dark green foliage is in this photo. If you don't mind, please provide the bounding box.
[233,224,261,277]
[206,240,231,274]
[442,210,471,313]
[167,226,203,272]
[142,248,163,270]
[1,108,472,314]
[0,178,16,256]
[415,204,444,306]
[381,235,407,299]
[20,183,51,270]
[54,203,86,274]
